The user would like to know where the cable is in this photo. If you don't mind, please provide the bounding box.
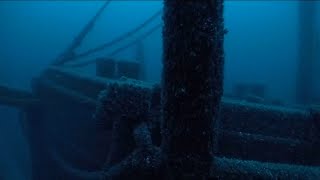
[66,23,162,68]
[53,1,112,66]
[63,10,162,65]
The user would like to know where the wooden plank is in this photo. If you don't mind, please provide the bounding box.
[212,157,320,179]
[217,130,319,166]
[40,66,152,100]
[220,98,312,140]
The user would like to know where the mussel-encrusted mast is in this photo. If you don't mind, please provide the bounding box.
[162,0,225,179]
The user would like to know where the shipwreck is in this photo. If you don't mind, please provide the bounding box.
[0,1,319,179]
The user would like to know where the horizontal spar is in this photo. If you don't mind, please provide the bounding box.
[0,84,40,108]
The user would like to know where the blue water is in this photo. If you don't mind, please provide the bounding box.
[0,1,319,179]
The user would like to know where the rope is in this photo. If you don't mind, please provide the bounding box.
[62,10,162,65]
[53,1,112,66]
[66,23,162,68]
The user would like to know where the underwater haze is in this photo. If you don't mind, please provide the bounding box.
[0,1,319,179]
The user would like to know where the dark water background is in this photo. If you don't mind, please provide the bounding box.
[0,1,319,179]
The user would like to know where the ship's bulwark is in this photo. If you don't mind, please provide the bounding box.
[24,64,319,179]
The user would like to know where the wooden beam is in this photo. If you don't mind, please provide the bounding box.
[218,130,318,166]
[212,157,320,179]
[0,85,39,108]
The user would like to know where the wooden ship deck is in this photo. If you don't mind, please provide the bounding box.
[2,63,318,179]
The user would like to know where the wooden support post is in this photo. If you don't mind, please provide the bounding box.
[162,0,225,178]
[296,1,317,104]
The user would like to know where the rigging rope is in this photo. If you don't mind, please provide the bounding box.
[61,10,162,65]
[53,1,112,66]
[66,23,162,68]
